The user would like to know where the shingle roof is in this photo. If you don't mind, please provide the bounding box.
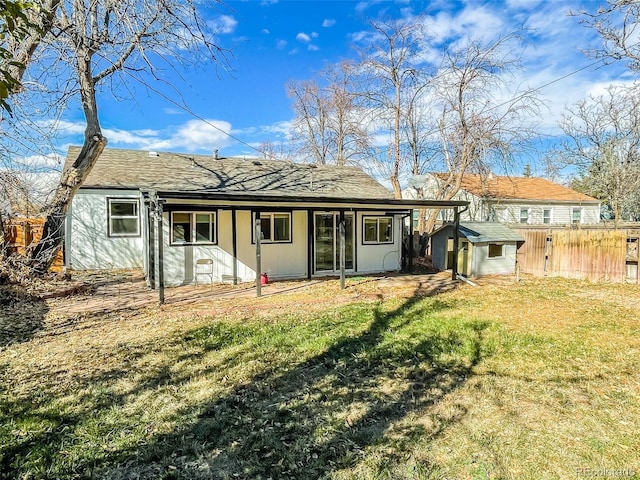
[66,146,394,200]
[432,221,524,243]
[433,173,599,203]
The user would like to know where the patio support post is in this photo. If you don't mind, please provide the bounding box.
[339,211,346,290]
[158,200,165,305]
[255,214,262,298]
[452,207,460,281]
[409,209,414,273]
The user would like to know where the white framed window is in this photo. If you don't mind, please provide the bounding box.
[543,208,553,224]
[571,207,582,224]
[171,212,216,244]
[363,216,393,244]
[252,212,292,243]
[488,243,504,258]
[519,207,530,224]
[108,198,140,237]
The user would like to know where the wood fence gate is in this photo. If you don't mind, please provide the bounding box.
[514,227,639,284]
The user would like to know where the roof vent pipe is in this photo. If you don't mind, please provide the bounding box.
[213,149,219,160]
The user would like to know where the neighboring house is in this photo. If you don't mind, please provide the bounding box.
[405,173,601,226]
[430,222,524,278]
[64,147,466,287]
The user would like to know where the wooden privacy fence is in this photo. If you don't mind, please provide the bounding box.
[1,218,63,272]
[514,227,639,283]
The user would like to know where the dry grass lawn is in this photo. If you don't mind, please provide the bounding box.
[1,274,639,479]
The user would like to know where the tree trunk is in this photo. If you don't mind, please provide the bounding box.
[30,136,107,274]
[390,174,402,199]
[30,48,106,274]
[416,208,428,234]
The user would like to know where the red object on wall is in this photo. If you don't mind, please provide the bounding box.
[260,273,269,285]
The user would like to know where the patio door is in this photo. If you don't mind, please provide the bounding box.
[314,212,354,273]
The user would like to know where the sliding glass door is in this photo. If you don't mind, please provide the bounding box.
[314,212,354,273]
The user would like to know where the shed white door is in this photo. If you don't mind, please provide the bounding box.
[314,212,354,273]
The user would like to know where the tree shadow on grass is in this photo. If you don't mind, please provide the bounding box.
[0,288,489,480]
[96,294,489,479]
[0,285,49,347]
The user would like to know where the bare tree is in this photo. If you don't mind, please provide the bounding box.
[354,17,427,198]
[423,35,541,232]
[401,79,437,233]
[561,84,640,225]
[576,1,640,72]
[5,0,228,273]
[287,61,369,166]
[287,78,331,164]
[258,140,295,162]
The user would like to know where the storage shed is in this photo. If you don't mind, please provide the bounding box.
[430,222,524,278]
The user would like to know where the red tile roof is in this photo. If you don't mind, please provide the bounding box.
[433,173,599,203]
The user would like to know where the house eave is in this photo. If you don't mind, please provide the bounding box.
[147,189,469,211]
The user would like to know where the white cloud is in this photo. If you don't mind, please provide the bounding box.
[419,5,504,46]
[13,153,64,170]
[169,119,233,150]
[36,119,85,136]
[235,120,292,137]
[262,28,270,34]
[108,119,234,152]
[296,32,311,43]
[42,119,238,155]
[506,0,545,10]
[210,14,238,35]
[163,107,185,115]
[322,19,336,28]
[308,45,319,52]
[102,128,156,145]
[276,39,287,50]
[355,1,384,14]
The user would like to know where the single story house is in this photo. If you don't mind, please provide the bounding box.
[430,222,524,278]
[64,147,467,288]
[405,173,601,226]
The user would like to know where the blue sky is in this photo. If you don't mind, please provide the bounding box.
[32,0,635,177]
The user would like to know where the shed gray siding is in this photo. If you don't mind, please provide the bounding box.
[430,222,522,278]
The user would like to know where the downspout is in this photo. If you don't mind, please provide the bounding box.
[451,204,469,281]
[157,198,165,305]
[339,211,345,289]
[307,210,313,279]
[141,190,156,289]
[408,210,414,273]
[232,209,238,285]
[255,212,262,298]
